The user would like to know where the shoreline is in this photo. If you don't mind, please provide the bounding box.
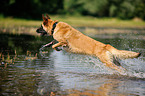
[0,16,145,35]
[0,26,145,36]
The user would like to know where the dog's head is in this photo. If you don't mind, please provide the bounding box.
[36,14,58,36]
[36,24,47,36]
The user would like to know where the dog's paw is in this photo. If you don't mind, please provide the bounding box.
[55,47,62,51]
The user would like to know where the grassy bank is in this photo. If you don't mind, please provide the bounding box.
[1,15,145,28]
[0,15,145,35]
[52,15,145,28]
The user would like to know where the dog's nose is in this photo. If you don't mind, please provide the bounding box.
[36,29,40,33]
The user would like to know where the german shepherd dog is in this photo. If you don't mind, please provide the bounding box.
[36,14,141,72]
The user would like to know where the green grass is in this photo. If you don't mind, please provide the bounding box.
[0,17,41,28]
[51,15,145,28]
[0,15,145,35]
[0,15,145,28]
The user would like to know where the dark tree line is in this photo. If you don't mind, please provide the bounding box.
[0,0,63,19]
[64,0,145,20]
[0,0,145,20]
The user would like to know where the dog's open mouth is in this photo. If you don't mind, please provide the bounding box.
[36,27,47,36]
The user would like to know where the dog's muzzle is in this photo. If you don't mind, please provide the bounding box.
[36,27,47,36]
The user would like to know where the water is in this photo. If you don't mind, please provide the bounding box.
[0,30,145,96]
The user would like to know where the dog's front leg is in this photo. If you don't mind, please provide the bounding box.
[52,42,66,51]
[43,40,57,47]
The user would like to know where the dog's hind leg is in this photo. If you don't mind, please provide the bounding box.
[97,51,124,72]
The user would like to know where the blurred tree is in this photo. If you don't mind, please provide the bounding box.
[0,0,10,15]
[0,0,63,19]
[64,0,109,16]
[109,4,117,17]
[0,0,144,20]
[117,1,135,19]
[63,0,83,15]
[134,0,145,20]
[108,0,145,20]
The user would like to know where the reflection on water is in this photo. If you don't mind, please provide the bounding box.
[0,31,145,96]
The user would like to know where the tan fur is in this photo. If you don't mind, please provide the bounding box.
[41,15,141,72]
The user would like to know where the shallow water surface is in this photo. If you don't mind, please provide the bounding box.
[0,31,145,96]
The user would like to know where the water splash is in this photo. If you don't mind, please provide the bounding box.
[39,42,53,58]
[118,57,145,78]
[39,45,145,79]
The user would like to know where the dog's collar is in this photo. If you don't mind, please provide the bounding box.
[51,22,58,35]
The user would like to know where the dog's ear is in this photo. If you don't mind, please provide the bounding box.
[46,14,50,19]
[42,14,48,25]
[42,14,47,21]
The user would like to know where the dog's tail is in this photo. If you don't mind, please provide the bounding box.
[105,44,141,59]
